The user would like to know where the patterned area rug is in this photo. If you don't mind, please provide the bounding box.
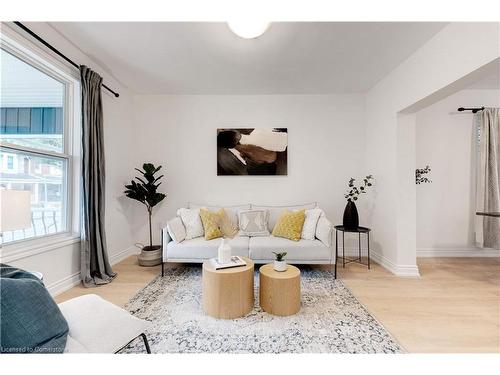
[123,266,403,353]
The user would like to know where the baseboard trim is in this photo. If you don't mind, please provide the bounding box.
[109,245,140,265]
[46,245,139,297]
[46,271,81,296]
[417,248,500,257]
[370,251,420,277]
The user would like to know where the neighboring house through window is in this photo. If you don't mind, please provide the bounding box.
[7,155,13,169]
[0,32,80,245]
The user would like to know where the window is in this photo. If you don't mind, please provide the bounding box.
[0,38,79,245]
[7,155,14,170]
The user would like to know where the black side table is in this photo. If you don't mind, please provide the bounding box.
[334,225,371,269]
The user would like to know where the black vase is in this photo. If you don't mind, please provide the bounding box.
[343,200,359,229]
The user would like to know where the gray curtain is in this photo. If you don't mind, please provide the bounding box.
[80,65,116,286]
[475,107,500,250]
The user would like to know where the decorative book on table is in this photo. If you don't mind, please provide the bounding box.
[210,256,247,270]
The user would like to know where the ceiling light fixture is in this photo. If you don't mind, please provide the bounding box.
[227,21,270,39]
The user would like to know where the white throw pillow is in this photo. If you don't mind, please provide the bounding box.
[300,208,323,240]
[167,217,186,243]
[238,209,270,237]
[315,216,333,247]
[177,208,204,240]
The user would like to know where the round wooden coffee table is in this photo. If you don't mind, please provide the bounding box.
[259,263,301,316]
[202,257,254,319]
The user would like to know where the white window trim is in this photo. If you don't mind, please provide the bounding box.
[0,233,81,264]
[0,27,81,261]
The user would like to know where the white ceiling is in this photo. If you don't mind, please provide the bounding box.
[50,22,447,95]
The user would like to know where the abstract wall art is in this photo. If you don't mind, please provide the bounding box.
[217,128,288,176]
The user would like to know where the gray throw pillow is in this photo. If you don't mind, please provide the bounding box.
[0,264,69,353]
[238,209,270,236]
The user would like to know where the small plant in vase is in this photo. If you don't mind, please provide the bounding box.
[343,175,373,230]
[273,251,287,272]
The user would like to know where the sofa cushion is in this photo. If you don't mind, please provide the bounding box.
[166,236,250,260]
[198,208,238,239]
[249,236,331,262]
[58,294,150,353]
[218,209,238,238]
[252,203,317,231]
[238,209,270,236]
[189,203,250,228]
[177,208,204,240]
[272,210,306,241]
[0,264,69,353]
[316,216,333,247]
[199,208,223,240]
[167,217,186,243]
[300,208,323,240]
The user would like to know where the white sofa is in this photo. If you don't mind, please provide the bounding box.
[161,203,337,278]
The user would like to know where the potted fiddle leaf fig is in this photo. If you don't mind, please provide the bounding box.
[343,175,373,230]
[124,163,166,266]
[272,251,287,272]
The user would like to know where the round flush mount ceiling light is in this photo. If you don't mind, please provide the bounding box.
[227,21,270,39]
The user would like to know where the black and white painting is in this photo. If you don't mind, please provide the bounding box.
[217,128,288,175]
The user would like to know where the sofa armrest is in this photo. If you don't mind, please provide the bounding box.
[162,227,172,262]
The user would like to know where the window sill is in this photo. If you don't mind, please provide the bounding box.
[0,233,81,263]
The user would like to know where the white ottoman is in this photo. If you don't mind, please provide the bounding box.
[58,294,151,353]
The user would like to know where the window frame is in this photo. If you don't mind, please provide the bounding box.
[0,27,81,257]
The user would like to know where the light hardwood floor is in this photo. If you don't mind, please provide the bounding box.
[338,258,500,353]
[54,256,500,353]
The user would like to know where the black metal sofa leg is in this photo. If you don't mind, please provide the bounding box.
[141,333,151,353]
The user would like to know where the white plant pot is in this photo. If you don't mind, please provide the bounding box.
[274,260,287,272]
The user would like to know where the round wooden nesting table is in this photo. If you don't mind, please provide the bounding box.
[259,263,301,316]
[202,257,254,319]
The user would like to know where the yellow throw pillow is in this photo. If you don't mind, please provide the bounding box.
[217,209,238,238]
[199,208,223,240]
[272,209,306,241]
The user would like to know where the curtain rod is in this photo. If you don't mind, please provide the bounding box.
[13,21,120,98]
[457,107,484,113]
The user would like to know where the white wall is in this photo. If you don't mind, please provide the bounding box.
[131,94,367,246]
[415,89,500,256]
[1,22,138,295]
[4,22,499,291]
[365,23,500,275]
